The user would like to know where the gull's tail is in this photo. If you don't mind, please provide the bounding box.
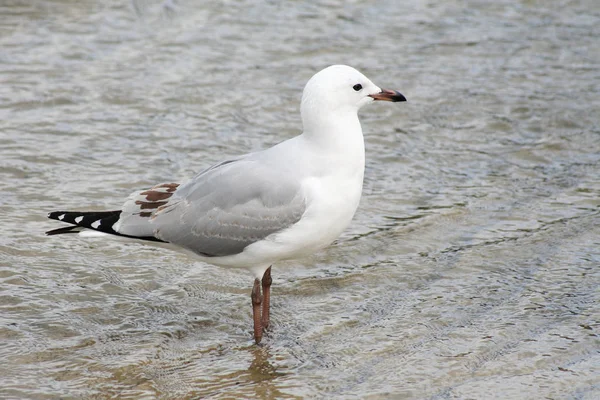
[46,210,164,242]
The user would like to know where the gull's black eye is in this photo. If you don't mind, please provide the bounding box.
[353,84,363,91]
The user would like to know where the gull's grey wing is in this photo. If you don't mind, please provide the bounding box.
[149,158,306,257]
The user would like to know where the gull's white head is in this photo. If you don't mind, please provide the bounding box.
[302,65,406,111]
[300,65,406,131]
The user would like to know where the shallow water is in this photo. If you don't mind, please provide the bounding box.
[1,0,599,399]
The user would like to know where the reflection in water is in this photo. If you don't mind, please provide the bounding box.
[247,346,282,382]
[1,0,599,398]
[245,346,296,399]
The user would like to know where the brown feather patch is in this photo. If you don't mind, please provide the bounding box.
[135,200,168,210]
[140,183,180,201]
[139,191,172,201]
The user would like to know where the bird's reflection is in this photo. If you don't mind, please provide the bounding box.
[245,345,299,399]
[247,345,285,381]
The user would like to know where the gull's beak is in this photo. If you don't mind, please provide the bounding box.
[369,89,407,102]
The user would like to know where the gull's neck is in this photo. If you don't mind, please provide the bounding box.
[301,104,365,159]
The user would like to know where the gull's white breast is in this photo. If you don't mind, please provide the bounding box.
[237,168,364,273]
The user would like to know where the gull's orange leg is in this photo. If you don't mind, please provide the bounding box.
[261,266,272,331]
[251,278,263,344]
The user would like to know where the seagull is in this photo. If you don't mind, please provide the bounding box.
[46,65,406,344]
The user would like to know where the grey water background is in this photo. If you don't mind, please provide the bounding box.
[1,0,599,398]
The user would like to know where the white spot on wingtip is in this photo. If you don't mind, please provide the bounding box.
[91,220,101,229]
[74,216,83,223]
[58,214,65,221]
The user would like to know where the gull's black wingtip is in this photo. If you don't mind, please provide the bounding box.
[46,226,82,236]
[47,211,68,221]
[45,209,166,243]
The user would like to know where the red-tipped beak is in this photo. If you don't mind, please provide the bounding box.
[369,89,407,102]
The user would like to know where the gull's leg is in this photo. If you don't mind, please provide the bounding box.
[261,266,272,331]
[251,278,263,344]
